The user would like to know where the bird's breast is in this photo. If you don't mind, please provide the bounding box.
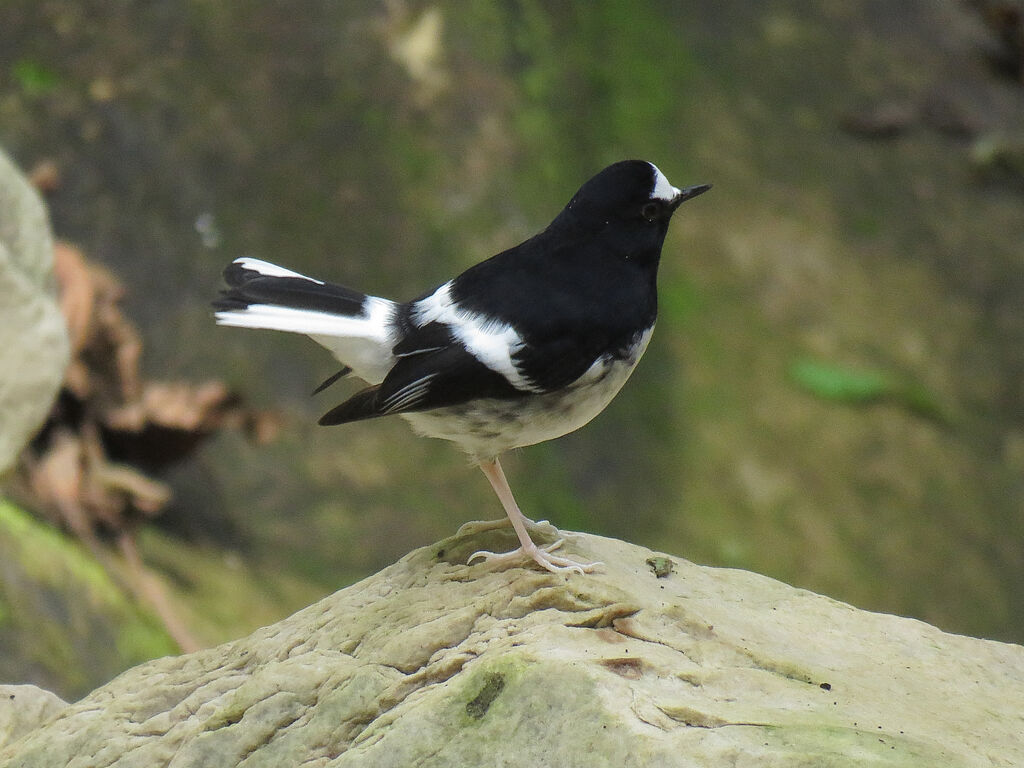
[399,325,654,460]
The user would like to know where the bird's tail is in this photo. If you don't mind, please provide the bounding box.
[213,257,397,384]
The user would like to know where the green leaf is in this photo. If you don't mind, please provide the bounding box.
[788,357,953,425]
[12,59,60,96]
[788,358,892,403]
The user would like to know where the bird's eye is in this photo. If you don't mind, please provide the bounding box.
[641,201,662,222]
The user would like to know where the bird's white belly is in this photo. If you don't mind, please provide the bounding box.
[400,327,653,460]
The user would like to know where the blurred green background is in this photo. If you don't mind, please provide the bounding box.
[2,0,1023,699]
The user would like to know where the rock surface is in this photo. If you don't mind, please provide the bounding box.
[0,147,68,475]
[0,685,66,751]
[1,524,1022,767]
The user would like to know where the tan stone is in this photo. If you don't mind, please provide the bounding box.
[2,525,1022,766]
[0,148,68,474]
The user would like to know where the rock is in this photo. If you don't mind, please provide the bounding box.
[0,685,66,750]
[1,525,1022,767]
[0,500,178,700]
[0,147,68,474]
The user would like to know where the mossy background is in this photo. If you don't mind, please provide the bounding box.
[1,0,1023,699]
[0,501,176,696]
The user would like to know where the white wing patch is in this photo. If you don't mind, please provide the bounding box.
[411,281,455,325]
[648,163,681,202]
[412,282,545,393]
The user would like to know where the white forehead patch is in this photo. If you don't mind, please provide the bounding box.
[649,162,681,202]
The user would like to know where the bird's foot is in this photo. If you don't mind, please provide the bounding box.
[468,538,602,575]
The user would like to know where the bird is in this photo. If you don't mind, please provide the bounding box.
[213,160,710,575]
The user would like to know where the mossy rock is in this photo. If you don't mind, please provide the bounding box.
[0,499,177,700]
[2,528,1021,766]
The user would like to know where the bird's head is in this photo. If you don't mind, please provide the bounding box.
[559,160,710,263]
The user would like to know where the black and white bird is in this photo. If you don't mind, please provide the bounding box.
[214,160,709,574]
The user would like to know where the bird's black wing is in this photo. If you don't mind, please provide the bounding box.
[447,235,656,394]
[319,332,522,425]
[311,367,353,395]
[391,319,453,359]
[509,328,616,393]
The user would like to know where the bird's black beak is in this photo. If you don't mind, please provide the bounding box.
[670,183,712,211]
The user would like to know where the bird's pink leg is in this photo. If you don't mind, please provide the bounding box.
[468,458,601,575]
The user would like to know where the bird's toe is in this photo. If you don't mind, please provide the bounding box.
[466,538,601,575]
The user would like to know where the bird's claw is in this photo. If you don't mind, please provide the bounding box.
[468,538,602,575]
